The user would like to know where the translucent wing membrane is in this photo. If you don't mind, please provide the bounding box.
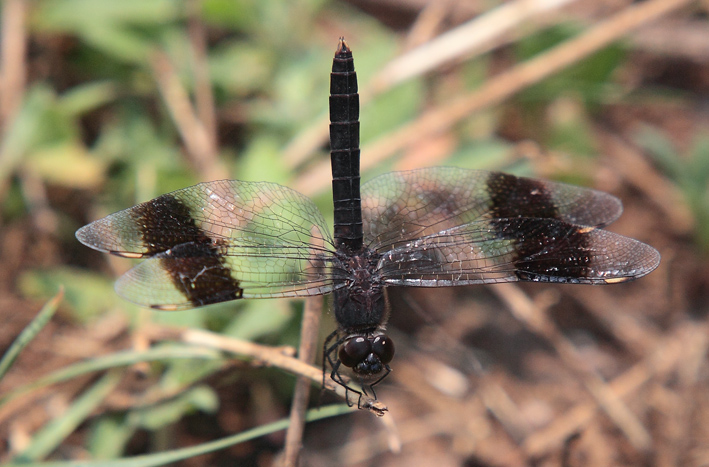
[377,218,661,286]
[361,168,623,252]
[76,180,339,309]
[363,168,659,286]
[76,168,659,309]
[76,180,334,256]
[115,245,338,310]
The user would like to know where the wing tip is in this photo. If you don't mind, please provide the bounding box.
[75,223,95,248]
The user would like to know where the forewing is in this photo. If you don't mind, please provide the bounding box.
[361,167,623,252]
[76,180,338,309]
[377,218,660,286]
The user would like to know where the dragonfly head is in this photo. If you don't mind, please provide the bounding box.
[338,334,395,377]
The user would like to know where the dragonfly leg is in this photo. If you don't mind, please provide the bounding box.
[323,330,373,406]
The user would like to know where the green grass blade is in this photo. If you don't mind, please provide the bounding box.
[13,370,124,462]
[0,346,224,408]
[5,404,353,467]
[0,288,63,380]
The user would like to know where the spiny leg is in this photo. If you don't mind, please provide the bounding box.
[323,331,371,406]
[322,330,340,390]
[365,365,392,401]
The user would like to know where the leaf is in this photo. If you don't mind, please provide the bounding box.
[0,86,58,181]
[209,41,274,96]
[26,143,106,189]
[202,0,259,29]
[238,135,289,184]
[0,347,224,409]
[133,386,219,430]
[59,81,119,117]
[18,267,118,322]
[223,298,293,341]
[634,124,683,181]
[87,415,136,460]
[34,0,181,31]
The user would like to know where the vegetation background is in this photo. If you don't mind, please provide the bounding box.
[0,0,707,465]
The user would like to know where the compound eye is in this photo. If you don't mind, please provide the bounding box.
[371,335,395,365]
[339,337,371,368]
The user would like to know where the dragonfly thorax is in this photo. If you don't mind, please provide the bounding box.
[332,248,388,331]
[330,247,394,380]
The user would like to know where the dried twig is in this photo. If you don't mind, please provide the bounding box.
[0,0,26,128]
[630,20,709,63]
[371,0,578,93]
[0,0,27,214]
[145,325,388,417]
[282,295,324,466]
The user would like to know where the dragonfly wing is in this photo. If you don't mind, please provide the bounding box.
[377,218,660,286]
[361,167,623,252]
[115,241,340,310]
[77,180,338,309]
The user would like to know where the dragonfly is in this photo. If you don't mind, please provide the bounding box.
[76,38,660,404]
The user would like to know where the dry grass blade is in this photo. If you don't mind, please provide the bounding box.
[151,50,227,181]
[522,320,702,456]
[294,0,693,197]
[186,0,218,152]
[371,0,578,92]
[600,130,694,235]
[491,283,652,451]
[283,0,577,170]
[0,0,26,128]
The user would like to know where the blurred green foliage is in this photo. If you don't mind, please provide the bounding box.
[516,24,626,109]
[1,0,664,463]
[8,1,394,462]
[635,125,709,252]
[514,24,626,159]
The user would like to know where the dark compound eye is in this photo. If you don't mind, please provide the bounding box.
[371,335,395,364]
[339,336,371,368]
